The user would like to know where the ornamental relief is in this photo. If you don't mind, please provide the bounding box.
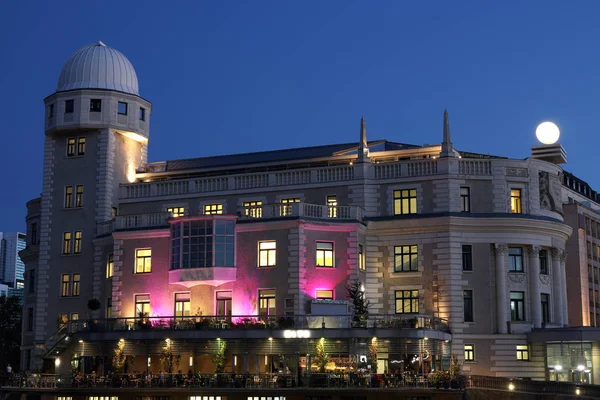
[506,167,528,177]
[539,274,551,286]
[508,273,526,284]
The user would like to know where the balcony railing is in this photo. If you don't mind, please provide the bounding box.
[65,314,449,333]
[239,203,363,221]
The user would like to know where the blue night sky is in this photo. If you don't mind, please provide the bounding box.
[1,1,599,232]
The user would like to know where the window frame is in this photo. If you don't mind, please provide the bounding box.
[167,206,185,218]
[243,200,263,218]
[135,248,152,274]
[66,138,76,157]
[460,187,471,212]
[174,292,191,318]
[65,99,74,114]
[72,273,80,296]
[29,270,35,293]
[62,232,72,255]
[74,231,82,254]
[75,185,84,208]
[539,249,548,275]
[135,294,151,317]
[48,103,54,119]
[258,289,276,317]
[77,137,86,155]
[90,99,102,112]
[118,101,128,115]
[510,188,522,214]
[204,204,223,215]
[358,244,365,271]
[258,241,277,268]
[393,188,417,215]
[464,344,475,362]
[61,274,70,297]
[463,289,474,322]
[541,293,550,324]
[462,245,473,271]
[139,107,145,121]
[394,245,418,273]
[509,247,524,272]
[216,290,232,317]
[280,198,300,216]
[510,291,525,321]
[394,290,419,314]
[27,308,33,331]
[106,253,114,278]
[316,289,334,300]
[31,222,38,245]
[326,195,337,218]
[516,345,530,361]
[64,186,73,208]
[315,241,334,268]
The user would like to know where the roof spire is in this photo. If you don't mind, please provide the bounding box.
[440,109,455,158]
[357,116,370,163]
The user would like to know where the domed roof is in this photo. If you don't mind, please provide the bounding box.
[57,41,139,95]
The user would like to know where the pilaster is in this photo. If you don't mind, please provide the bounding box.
[551,248,564,326]
[527,246,542,328]
[495,244,508,333]
[112,239,124,317]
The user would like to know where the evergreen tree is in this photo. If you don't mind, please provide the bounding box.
[314,338,328,373]
[346,279,369,326]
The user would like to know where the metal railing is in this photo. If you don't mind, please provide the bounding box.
[238,203,363,221]
[63,314,449,334]
[468,375,600,398]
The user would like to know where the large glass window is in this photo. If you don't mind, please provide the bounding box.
[460,187,470,212]
[135,294,151,317]
[216,291,232,317]
[394,245,418,272]
[135,249,152,273]
[462,245,473,271]
[393,189,417,215]
[175,293,191,317]
[511,189,522,213]
[541,293,550,324]
[510,291,525,321]
[463,290,474,322]
[259,289,276,317]
[243,201,262,218]
[395,290,419,314]
[509,247,523,272]
[316,242,334,267]
[170,219,235,269]
[258,241,276,267]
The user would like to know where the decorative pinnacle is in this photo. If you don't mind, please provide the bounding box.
[97,41,106,47]
[440,109,455,158]
[443,109,450,143]
[360,116,367,147]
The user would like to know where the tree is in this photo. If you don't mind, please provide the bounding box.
[160,339,181,374]
[0,296,22,370]
[112,340,126,374]
[368,338,378,373]
[314,338,328,373]
[213,340,228,374]
[346,279,369,326]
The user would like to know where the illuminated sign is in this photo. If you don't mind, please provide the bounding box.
[283,330,311,338]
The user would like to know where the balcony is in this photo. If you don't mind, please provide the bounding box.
[239,202,363,221]
[168,267,236,287]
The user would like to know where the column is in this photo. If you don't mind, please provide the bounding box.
[551,248,563,326]
[528,246,542,328]
[560,251,569,326]
[495,244,508,334]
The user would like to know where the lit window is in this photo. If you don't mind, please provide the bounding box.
[175,292,191,317]
[394,245,418,272]
[67,138,76,157]
[464,344,475,362]
[280,198,300,216]
[327,195,337,218]
[463,290,473,322]
[510,291,525,321]
[57,396,73,400]
[190,397,223,400]
[316,241,334,267]
[65,186,73,208]
[170,220,235,269]
[258,241,276,267]
[460,187,470,212]
[509,247,523,272]
[358,244,365,271]
[510,189,522,213]
[87,397,118,400]
[75,185,84,207]
[74,231,82,254]
[62,232,72,254]
[70,313,79,321]
[316,290,334,300]
[118,102,128,115]
[90,99,101,112]
[139,107,145,121]
[243,200,263,218]
[77,137,86,155]
[135,249,152,273]
[393,189,417,215]
[58,313,68,327]
[167,207,185,218]
[259,289,276,317]
[65,99,74,114]
[539,249,548,275]
[112,207,118,219]
[135,294,151,317]
[216,291,232,317]
[72,273,80,296]
[61,274,70,297]
[395,290,419,314]
[516,345,529,361]
[204,204,223,215]
[106,254,114,278]
[462,245,472,271]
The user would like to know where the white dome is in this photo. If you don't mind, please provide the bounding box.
[57,41,139,95]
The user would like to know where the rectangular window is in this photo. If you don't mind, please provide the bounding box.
[463,290,474,322]
[106,254,114,278]
[516,345,529,361]
[167,207,185,218]
[393,189,417,215]
[118,101,128,115]
[27,308,33,331]
[539,249,548,274]
[462,245,473,271]
[75,185,84,207]
[135,294,151,317]
[258,241,276,267]
[280,198,300,216]
[327,195,337,218]
[316,241,334,267]
[77,137,86,155]
[72,273,80,296]
[64,186,73,208]
[174,292,191,317]
[135,249,152,273]
[259,289,276,317]
[31,222,38,245]
[62,232,72,254]
[112,207,118,219]
[541,293,550,324]
[58,313,68,327]
[316,289,334,300]
[204,204,223,215]
[74,231,82,254]
[510,189,522,213]
[29,270,35,293]
[510,291,525,321]
[139,107,145,121]
[395,290,419,314]
[171,219,235,270]
[358,244,365,271]
[460,187,471,212]
[70,313,79,322]
[106,298,112,319]
[285,298,294,308]
[90,99,101,112]
[65,99,74,114]
[67,138,76,157]
[216,291,232,317]
[464,344,475,362]
[509,247,523,272]
[243,200,262,218]
[61,274,70,297]
[48,104,54,119]
[394,245,418,272]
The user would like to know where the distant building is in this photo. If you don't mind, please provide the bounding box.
[0,232,26,300]
[0,283,8,297]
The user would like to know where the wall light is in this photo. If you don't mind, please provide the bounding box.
[234,356,238,366]
[55,358,61,367]
[508,383,515,391]
[189,356,193,367]
[577,365,585,371]
[147,357,151,367]
[576,388,581,396]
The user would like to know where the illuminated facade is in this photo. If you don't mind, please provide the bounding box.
[19,42,600,385]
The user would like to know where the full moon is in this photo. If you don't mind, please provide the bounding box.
[535,121,560,145]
